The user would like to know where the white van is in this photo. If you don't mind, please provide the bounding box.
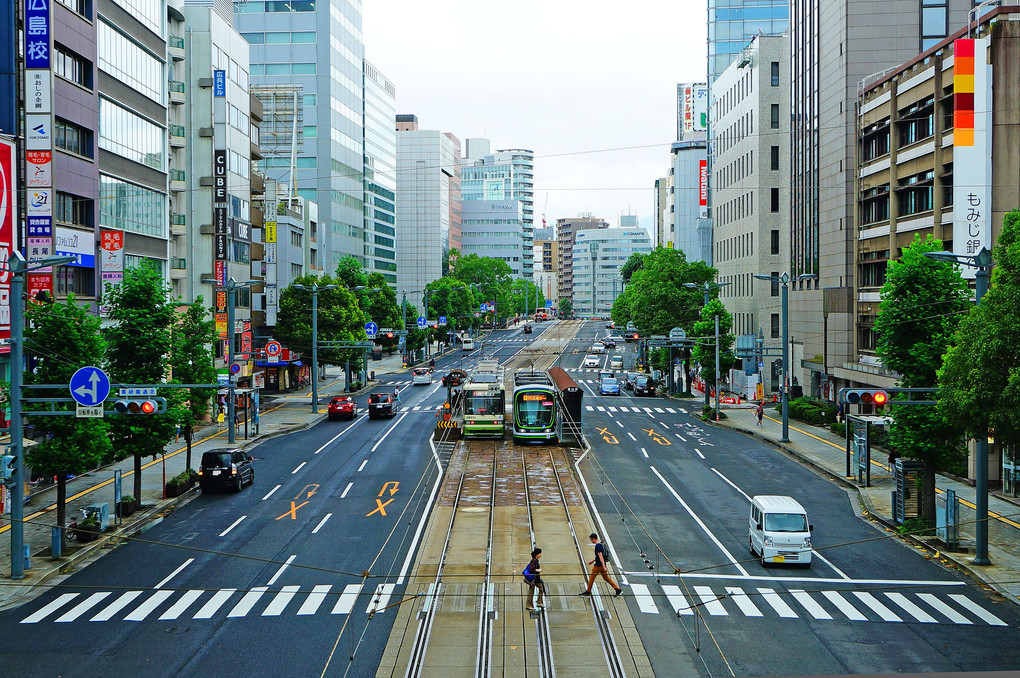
[461,338,475,352]
[748,495,813,567]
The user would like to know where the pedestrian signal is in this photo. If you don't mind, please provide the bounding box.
[113,398,165,415]
[1,455,15,480]
[843,389,889,406]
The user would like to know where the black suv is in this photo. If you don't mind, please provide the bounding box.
[368,391,397,418]
[199,449,254,493]
[633,375,657,397]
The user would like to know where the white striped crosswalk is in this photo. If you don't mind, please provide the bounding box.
[585,404,678,414]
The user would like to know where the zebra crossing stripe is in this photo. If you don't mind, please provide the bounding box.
[821,591,868,621]
[332,584,361,614]
[125,590,174,621]
[916,593,971,624]
[725,586,763,617]
[662,585,693,615]
[367,583,396,614]
[91,591,143,622]
[884,592,937,623]
[666,408,677,413]
[20,593,79,623]
[853,591,902,622]
[194,589,236,619]
[158,590,204,621]
[262,585,300,616]
[791,589,832,620]
[654,408,665,413]
[630,583,658,614]
[597,406,606,412]
[227,587,268,618]
[297,585,332,616]
[757,588,798,618]
[608,406,618,412]
[585,405,594,411]
[948,594,1008,626]
[55,592,111,623]
[693,586,728,615]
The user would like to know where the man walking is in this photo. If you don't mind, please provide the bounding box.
[579,533,622,598]
[755,401,764,427]
[523,547,545,610]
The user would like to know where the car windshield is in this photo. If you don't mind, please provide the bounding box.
[465,394,503,415]
[764,512,809,532]
[517,397,554,426]
[602,378,618,386]
[202,452,232,468]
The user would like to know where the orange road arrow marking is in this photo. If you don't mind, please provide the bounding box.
[367,497,395,517]
[379,481,399,497]
[276,500,310,520]
[296,483,319,500]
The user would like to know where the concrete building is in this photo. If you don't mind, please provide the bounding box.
[711,34,791,391]
[556,216,608,305]
[533,227,558,305]
[363,61,397,285]
[461,139,535,279]
[395,115,461,310]
[708,0,789,84]
[654,177,669,247]
[788,0,974,401]
[460,200,524,276]
[572,228,652,317]
[669,140,711,264]
[235,0,367,275]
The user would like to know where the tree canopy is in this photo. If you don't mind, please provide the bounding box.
[612,247,716,335]
[275,275,368,365]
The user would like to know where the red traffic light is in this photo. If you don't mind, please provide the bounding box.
[871,391,888,406]
[386,332,394,339]
[845,389,889,406]
[114,399,160,415]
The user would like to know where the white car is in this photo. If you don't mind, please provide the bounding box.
[591,342,606,354]
[412,368,433,385]
[583,354,601,368]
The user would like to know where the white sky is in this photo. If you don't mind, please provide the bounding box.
[362,0,707,232]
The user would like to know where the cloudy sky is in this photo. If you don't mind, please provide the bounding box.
[362,1,707,232]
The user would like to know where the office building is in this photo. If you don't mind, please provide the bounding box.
[789,0,973,400]
[460,200,525,276]
[556,216,608,305]
[533,227,558,305]
[711,34,790,389]
[654,177,669,247]
[572,228,652,317]
[669,140,711,264]
[707,0,789,84]
[363,61,397,284]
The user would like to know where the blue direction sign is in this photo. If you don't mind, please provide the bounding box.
[438,315,447,325]
[365,321,379,337]
[69,367,111,407]
[545,300,553,308]
[417,316,427,329]
[479,303,486,312]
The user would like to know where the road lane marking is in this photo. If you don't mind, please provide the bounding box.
[297,585,332,615]
[693,586,728,615]
[695,449,705,459]
[291,461,307,474]
[821,591,868,621]
[616,421,624,428]
[662,585,693,615]
[650,466,748,576]
[313,419,365,454]
[194,589,236,619]
[227,587,268,618]
[262,484,282,501]
[853,591,902,621]
[756,588,798,618]
[627,432,637,441]
[884,592,937,622]
[367,583,396,614]
[267,555,297,586]
[312,513,333,534]
[724,587,763,617]
[125,591,174,621]
[263,585,301,616]
[640,448,648,458]
[710,468,751,502]
[154,558,195,589]
[158,590,204,620]
[219,515,247,537]
[341,482,353,498]
[675,434,686,442]
[791,589,832,619]
[917,593,972,624]
[371,411,409,452]
[629,583,658,613]
[332,584,361,614]
[276,500,309,520]
[625,571,969,586]
[811,549,852,580]
[948,594,1007,625]
[55,592,111,622]
[90,591,143,622]
[358,460,368,472]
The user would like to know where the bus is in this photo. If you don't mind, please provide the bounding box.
[511,371,557,444]
[462,361,505,438]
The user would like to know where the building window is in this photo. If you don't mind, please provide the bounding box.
[770,188,780,213]
[54,44,92,89]
[771,313,780,338]
[770,104,780,129]
[56,265,95,296]
[770,145,779,170]
[55,192,92,228]
[770,272,780,297]
[290,230,303,247]
[98,98,164,169]
[770,61,780,87]
[859,260,888,288]
[54,118,93,158]
[100,174,166,238]
[56,0,92,18]
[98,21,164,104]
[770,229,780,255]
[291,263,303,279]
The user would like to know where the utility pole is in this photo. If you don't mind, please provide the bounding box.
[202,277,260,440]
[714,314,721,420]
[401,289,407,367]
[291,283,335,413]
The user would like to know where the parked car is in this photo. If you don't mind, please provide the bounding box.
[599,377,621,395]
[199,449,254,493]
[368,391,397,418]
[327,395,357,420]
[412,367,433,385]
[624,372,641,391]
[523,324,533,334]
[591,342,606,354]
[610,355,624,370]
[633,375,656,397]
[583,354,601,368]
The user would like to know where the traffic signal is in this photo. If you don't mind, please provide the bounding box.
[1,455,16,480]
[844,389,889,406]
[113,398,162,415]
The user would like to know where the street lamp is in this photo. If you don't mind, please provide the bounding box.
[201,277,260,439]
[7,252,76,580]
[923,246,993,566]
[753,272,815,443]
[684,281,732,413]
[291,282,338,412]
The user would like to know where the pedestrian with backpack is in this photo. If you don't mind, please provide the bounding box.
[523,547,545,610]
[579,533,622,598]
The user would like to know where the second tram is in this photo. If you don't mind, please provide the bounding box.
[511,371,558,443]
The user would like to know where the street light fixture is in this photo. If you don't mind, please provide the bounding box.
[923,246,993,566]
[684,281,732,413]
[291,283,338,412]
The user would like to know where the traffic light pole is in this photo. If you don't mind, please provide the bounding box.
[226,284,236,444]
[781,279,790,443]
[9,256,26,580]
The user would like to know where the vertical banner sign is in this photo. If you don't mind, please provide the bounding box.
[100,230,124,315]
[0,138,16,350]
[213,70,227,281]
[214,206,227,260]
[213,149,227,203]
[698,160,708,218]
[953,37,992,279]
[215,260,227,339]
[24,0,54,294]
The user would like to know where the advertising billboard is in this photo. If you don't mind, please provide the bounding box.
[0,137,16,347]
[679,83,708,139]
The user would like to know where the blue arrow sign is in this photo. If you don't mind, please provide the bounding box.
[480,303,486,311]
[545,300,553,308]
[439,316,447,325]
[69,367,111,407]
[365,322,379,337]
[417,316,427,328]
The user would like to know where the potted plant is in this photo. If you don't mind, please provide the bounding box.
[76,517,102,542]
[165,469,198,498]
[118,495,138,517]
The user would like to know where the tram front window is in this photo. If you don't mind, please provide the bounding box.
[465,395,503,415]
[518,393,554,427]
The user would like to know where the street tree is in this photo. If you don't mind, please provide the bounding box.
[105,266,185,501]
[619,247,715,335]
[558,297,572,318]
[23,294,113,537]
[875,234,971,521]
[451,253,512,290]
[170,297,218,472]
[690,298,735,410]
[505,278,544,318]
[620,251,646,283]
[335,255,368,289]
[362,272,401,352]
[276,275,368,369]
[425,277,475,335]
[939,208,1020,472]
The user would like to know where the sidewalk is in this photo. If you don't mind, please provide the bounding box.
[696,399,1020,608]
[0,356,408,611]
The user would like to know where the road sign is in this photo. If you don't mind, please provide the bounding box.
[474,312,481,318]
[758,362,764,368]
[69,367,111,407]
[438,316,447,325]
[626,322,636,331]
[479,304,486,312]
[364,322,378,337]
[545,300,553,308]
[669,327,686,339]
[265,340,282,357]
[417,316,427,328]
[76,405,103,418]
[118,387,156,397]
[229,363,241,374]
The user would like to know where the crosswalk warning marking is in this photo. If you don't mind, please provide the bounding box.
[262,585,300,617]
[228,587,267,618]
[757,588,798,618]
[332,584,361,614]
[821,591,868,621]
[654,408,665,413]
[917,593,971,624]
[597,406,606,412]
[693,585,728,615]
[125,590,174,622]
[630,583,659,614]
[297,585,332,616]
[55,592,111,623]
[791,589,832,620]
[193,589,236,619]
[609,407,618,412]
[725,586,763,617]
[585,405,594,411]
[948,594,1008,626]
[884,592,937,623]
[662,585,693,615]
[91,591,143,622]
[21,593,78,624]
[853,591,902,622]
[159,590,204,621]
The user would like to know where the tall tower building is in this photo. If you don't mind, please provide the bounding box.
[363,60,397,284]
[707,0,789,85]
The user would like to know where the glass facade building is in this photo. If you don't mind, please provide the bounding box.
[363,60,397,283]
[707,0,788,84]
